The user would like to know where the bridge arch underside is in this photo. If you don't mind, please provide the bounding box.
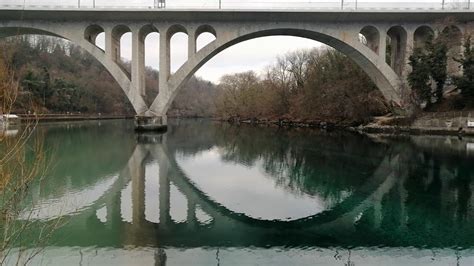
[161,26,403,115]
[0,25,147,115]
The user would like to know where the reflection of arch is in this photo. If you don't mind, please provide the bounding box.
[387,26,407,76]
[414,25,434,49]
[0,25,148,115]
[359,25,380,53]
[151,26,403,115]
[17,134,399,248]
[158,142,396,229]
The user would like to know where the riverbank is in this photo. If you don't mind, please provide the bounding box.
[218,111,474,137]
[19,114,134,123]
[355,111,474,137]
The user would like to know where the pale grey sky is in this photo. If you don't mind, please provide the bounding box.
[3,0,464,83]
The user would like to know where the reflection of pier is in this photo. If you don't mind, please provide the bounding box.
[52,133,405,249]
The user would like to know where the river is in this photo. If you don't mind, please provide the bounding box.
[4,119,474,265]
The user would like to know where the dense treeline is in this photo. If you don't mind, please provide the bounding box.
[6,36,134,114]
[0,36,217,116]
[215,48,390,125]
[408,25,474,110]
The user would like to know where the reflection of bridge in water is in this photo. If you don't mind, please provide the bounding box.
[52,132,406,249]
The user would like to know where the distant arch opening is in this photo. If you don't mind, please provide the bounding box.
[141,25,160,104]
[169,29,188,73]
[196,25,217,52]
[359,26,380,54]
[112,25,132,74]
[84,25,105,51]
[442,25,463,76]
[414,26,434,49]
[386,26,407,76]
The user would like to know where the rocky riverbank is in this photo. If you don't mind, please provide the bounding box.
[219,111,474,137]
[355,111,474,137]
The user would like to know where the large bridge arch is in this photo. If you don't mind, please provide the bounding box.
[150,25,404,116]
[0,24,148,115]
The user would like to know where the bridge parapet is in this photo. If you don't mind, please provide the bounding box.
[0,1,473,11]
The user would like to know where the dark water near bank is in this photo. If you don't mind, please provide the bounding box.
[7,119,474,265]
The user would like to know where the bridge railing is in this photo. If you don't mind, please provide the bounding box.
[0,0,472,11]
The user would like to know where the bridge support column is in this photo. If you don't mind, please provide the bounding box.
[379,31,387,62]
[105,28,120,63]
[135,29,169,131]
[132,28,146,97]
[402,30,414,81]
[188,29,196,57]
[134,28,172,132]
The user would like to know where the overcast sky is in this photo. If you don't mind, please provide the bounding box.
[4,0,465,83]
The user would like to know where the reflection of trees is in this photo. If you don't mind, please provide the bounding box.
[169,121,474,248]
[357,139,474,248]
[169,120,389,204]
[32,120,136,198]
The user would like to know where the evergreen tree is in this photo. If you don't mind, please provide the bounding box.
[426,36,448,103]
[454,36,474,104]
[408,47,432,106]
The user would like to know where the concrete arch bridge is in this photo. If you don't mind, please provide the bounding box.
[0,9,473,128]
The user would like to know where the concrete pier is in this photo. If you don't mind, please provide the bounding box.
[134,116,167,132]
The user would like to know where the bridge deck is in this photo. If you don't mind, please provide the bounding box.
[0,8,473,22]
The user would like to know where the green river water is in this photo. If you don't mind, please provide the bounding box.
[3,119,474,265]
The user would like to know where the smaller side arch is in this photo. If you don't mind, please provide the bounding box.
[387,25,408,76]
[110,25,132,74]
[167,25,189,73]
[195,25,217,38]
[442,25,463,76]
[414,25,434,49]
[84,24,104,47]
[139,24,159,41]
[195,25,217,52]
[359,25,380,54]
[167,24,188,39]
